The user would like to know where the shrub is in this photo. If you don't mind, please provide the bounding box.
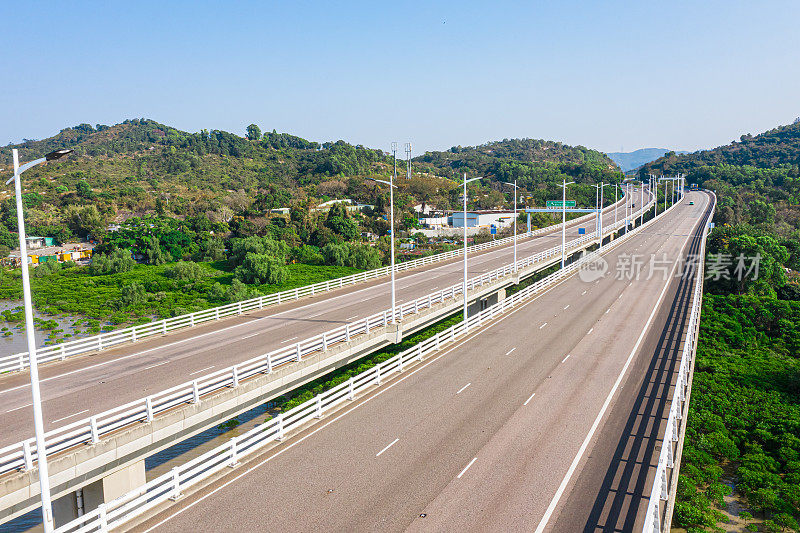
[120,282,147,307]
[164,261,203,281]
[234,253,288,285]
[92,248,136,274]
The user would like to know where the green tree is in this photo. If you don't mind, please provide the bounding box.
[234,252,288,285]
[91,248,136,275]
[246,124,262,141]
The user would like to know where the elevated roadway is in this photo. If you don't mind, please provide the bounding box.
[0,194,643,446]
[131,191,709,532]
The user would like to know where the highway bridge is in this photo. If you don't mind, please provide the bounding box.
[0,186,715,532]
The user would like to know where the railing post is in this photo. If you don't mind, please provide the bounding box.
[232,366,239,387]
[398,354,404,373]
[169,467,182,500]
[417,343,423,361]
[19,352,25,372]
[97,335,103,351]
[414,299,419,314]
[322,333,328,351]
[145,396,154,423]
[163,320,168,335]
[435,333,441,351]
[131,326,137,344]
[192,380,200,403]
[275,412,285,440]
[348,378,355,400]
[60,345,67,361]
[215,308,220,320]
[365,317,370,334]
[238,302,243,315]
[189,313,195,328]
[660,468,668,500]
[228,439,239,468]
[98,503,108,530]
[315,395,323,418]
[383,310,388,326]
[90,416,100,444]
[295,288,299,299]
[375,365,381,385]
[23,440,33,471]
[259,295,265,309]
[296,342,302,362]
[267,354,273,374]
[345,323,351,342]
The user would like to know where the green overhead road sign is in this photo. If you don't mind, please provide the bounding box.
[546,200,576,208]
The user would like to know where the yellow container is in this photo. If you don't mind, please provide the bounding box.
[31,255,39,264]
[60,253,71,262]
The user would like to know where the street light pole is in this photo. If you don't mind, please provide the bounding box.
[462,173,482,324]
[502,180,520,272]
[366,172,397,323]
[559,179,575,268]
[8,147,72,533]
[640,180,644,226]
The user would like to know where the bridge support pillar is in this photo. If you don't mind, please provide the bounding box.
[385,323,403,344]
[53,460,146,527]
[468,288,505,317]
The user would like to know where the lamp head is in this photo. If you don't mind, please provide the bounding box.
[45,149,73,161]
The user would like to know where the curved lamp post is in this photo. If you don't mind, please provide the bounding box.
[7,148,73,532]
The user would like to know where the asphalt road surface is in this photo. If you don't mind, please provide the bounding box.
[134,190,709,533]
[0,193,648,448]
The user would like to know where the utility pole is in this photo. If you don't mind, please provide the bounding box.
[404,142,412,179]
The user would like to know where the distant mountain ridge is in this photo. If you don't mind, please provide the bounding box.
[607,148,689,172]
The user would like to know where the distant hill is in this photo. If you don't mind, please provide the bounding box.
[639,121,800,177]
[607,148,689,172]
[0,121,622,246]
[413,138,619,187]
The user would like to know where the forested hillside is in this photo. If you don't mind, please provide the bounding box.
[670,122,800,532]
[0,120,623,338]
[640,121,800,175]
[414,138,619,186]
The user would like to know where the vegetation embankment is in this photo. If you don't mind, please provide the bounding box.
[654,120,800,532]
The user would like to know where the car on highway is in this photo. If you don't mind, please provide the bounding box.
[689,201,694,205]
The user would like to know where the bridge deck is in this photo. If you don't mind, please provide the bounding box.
[130,191,708,532]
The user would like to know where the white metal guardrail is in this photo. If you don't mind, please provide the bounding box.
[641,192,715,533]
[0,198,654,479]
[1,198,629,374]
[51,191,661,533]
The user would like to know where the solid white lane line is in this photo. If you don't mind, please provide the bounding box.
[51,409,89,424]
[307,311,326,318]
[581,290,587,295]
[539,322,547,329]
[345,316,359,321]
[534,205,701,533]
[375,438,399,457]
[280,337,299,344]
[241,333,259,340]
[144,361,169,370]
[456,383,471,394]
[505,347,516,356]
[563,305,570,310]
[457,457,478,479]
[5,403,32,413]
[562,354,571,363]
[606,308,611,314]
[189,366,214,376]
[587,327,594,334]
[524,392,536,406]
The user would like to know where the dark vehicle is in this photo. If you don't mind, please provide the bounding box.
[689,201,694,205]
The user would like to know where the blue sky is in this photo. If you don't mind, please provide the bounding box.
[1,1,798,155]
